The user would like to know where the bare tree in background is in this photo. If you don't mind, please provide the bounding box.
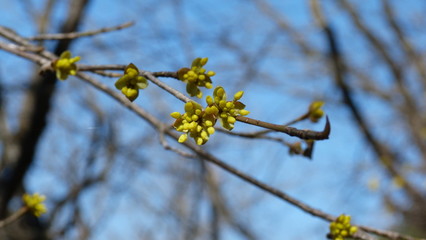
[0,1,425,240]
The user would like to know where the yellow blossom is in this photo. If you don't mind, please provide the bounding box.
[171,101,215,145]
[308,101,325,123]
[22,193,47,217]
[51,50,81,80]
[177,57,215,98]
[211,86,249,130]
[171,86,249,145]
[115,63,148,101]
[328,214,357,240]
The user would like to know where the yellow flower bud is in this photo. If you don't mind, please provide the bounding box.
[216,87,225,98]
[178,134,188,143]
[196,137,204,145]
[205,82,213,89]
[170,112,181,119]
[226,102,234,108]
[52,51,81,80]
[200,130,208,140]
[185,102,194,112]
[227,116,236,124]
[211,106,219,114]
[239,110,250,116]
[22,193,47,217]
[309,101,324,112]
[206,96,214,105]
[234,91,244,100]
[196,125,203,132]
[205,120,213,127]
[121,87,139,102]
[207,127,215,135]
[189,122,197,130]
[200,57,208,66]
[115,63,148,101]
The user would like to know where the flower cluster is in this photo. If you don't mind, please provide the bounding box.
[177,57,215,98]
[328,214,358,240]
[171,86,249,145]
[207,86,249,130]
[308,101,325,123]
[22,193,47,217]
[171,101,216,145]
[51,50,80,80]
[115,63,148,101]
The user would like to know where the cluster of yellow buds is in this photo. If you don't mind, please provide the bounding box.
[308,101,325,123]
[51,50,81,80]
[115,63,148,101]
[170,86,249,145]
[208,86,249,130]
[170,101,216,145]
[177,57,215,98]
[328,214,358,240]
[22,193,47,217]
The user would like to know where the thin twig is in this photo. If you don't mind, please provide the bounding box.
[231,111,311,137]
[215,127,291,144]
[27,21,135,40]
[0,41,50,66]
[78,64,127,71]
[78,64,178,78]
[0,207,28,229]
[158,126,197,158]
[0,26,56,59]
[236,115,330,140]
[358,224,425,240]
[141,70,192,103]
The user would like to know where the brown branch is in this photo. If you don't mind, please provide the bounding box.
[0,26,55,60]
[236,115,330,140]
[78,64,178,78]
[0,207,28,229]
[234,110,311,138]
[0,41,50,66]
[215,127,292,145]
